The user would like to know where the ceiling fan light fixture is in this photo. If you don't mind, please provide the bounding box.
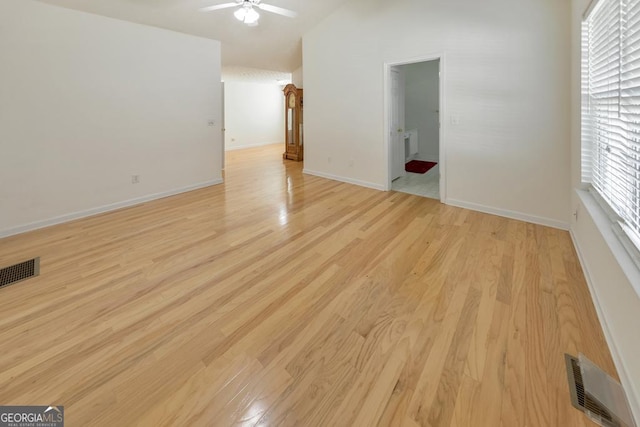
[244,7,259,24]
[200,0,295,25]
[234,7,247,21]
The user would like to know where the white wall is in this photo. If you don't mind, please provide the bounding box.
[223,82,284,151]
[303,0,571,228]
[292,67,304,87]
[570,0,640,421]
[0,0,222,237]
[403,60,439,162]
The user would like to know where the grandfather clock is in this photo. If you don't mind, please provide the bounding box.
[283,84,303,161]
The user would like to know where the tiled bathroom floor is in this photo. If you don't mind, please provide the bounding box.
[392,164,439,200]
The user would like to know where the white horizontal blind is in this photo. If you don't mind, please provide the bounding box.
[583,0,640,250]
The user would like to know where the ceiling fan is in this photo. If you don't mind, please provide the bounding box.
[200,0,297,26]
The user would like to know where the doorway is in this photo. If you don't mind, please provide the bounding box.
[386,57,444,201]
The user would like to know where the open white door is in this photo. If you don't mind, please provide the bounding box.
[390,68,405,181]
[221,81,226,170]
[386,55,445,200]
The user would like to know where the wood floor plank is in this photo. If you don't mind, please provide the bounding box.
[499,240,528,427]
[524,249,553,427]
[425,287,482,427]
[464,236,504,381]
[468,301,510,426]
[449,375,479,427]
[352,337,411,427]
[0,143,619,426]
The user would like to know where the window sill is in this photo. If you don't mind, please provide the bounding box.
[576,189,640,299]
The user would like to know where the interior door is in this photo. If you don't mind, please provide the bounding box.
[391,68,405,181]
[221,81,225,170]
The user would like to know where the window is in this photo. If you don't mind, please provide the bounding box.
[582,0,640,253]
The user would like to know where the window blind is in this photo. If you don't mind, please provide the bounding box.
[583,0,640,251]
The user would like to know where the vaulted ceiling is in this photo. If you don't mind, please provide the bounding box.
[36,0,351,72]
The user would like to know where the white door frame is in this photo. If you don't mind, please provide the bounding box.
[390,68,406,182]
[383,54,446,202]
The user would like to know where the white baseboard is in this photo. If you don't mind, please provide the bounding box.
[446,198,569,230]
[302,169,385,191]
[225,141,280,151]
[570,229,640,424]
[299,173,569,230]
[0,178,223,238]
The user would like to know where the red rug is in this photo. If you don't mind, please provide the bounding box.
[405,160,437,174]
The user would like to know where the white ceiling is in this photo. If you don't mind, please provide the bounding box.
[36,0,350,72]
[221,66,291,83]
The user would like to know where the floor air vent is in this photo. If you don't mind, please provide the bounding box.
[0,257,40,289]
[566,354,618,426]
[565,353,637,427]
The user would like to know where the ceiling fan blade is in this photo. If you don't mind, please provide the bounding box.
[256,3,298,18]
[199,3,239,12]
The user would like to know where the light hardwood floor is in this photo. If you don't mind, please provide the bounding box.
[0,144,616,426]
